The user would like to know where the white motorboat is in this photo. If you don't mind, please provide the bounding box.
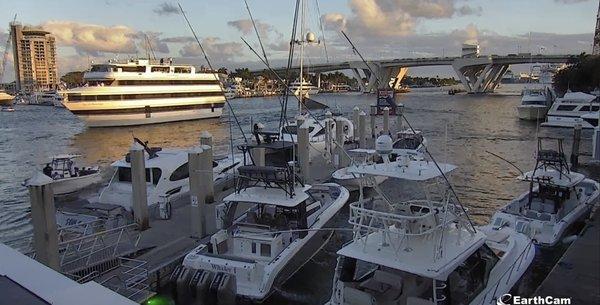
[25,154,101,196]
[392,129,427,158]
[1,106,15,112]
[517,88,551,120]
[581,111,599,128]
[326,135,535,305]
[63,59,225,127]
[332,150,388,191]
[488,138,599,246]
[280,115,354,158]
[99,138,243,210]
[34,91,62,106]
[542,91,599,128]
[178,165,349,302]
[224,87,236,99]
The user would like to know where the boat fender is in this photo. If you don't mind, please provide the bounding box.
[176,267,193,304]
[209,272,237,305]
[562,235,578,244]
[191,269,214,305]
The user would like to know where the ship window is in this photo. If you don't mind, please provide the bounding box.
[117,167,132,182]
[151,66,170,73]
[556,105,577,111]
[251,242,256,254]
[593,106,600,111]
[151,168,162,185]
[121,66,146,73]
[447,245,499,305]
[169,163,189,181]
[174,67,192,73]
[580,106,590,111]
[90,65,114,72]
[260,243,271,257]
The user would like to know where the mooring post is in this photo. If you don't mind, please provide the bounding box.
[325,111,333,156]
[370,106,377,138]
[396,104,404,135]
[188,146,206,238]
[335,118,349,168]
[130,142,149,230]
[352,106,360,142]
[593,120,600,161]
[199,144,216,234]
[200,130,213,147]
[298,123,310,182]
[571,124,582,168]
[251,147,266,166]
[26,173,59,271]
[358,111,367,148]
[383,107,390,136]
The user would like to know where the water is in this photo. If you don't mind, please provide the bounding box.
[0,85,596,303]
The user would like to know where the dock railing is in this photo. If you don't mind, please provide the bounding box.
[100,257,151,302]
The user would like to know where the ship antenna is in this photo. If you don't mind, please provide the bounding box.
[177,3,248,145]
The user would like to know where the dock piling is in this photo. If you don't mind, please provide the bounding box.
[26,173,59,271]
[251,147,266,166]
[383,107,390,135]
[396,104,404,134]
[130,142,149,230]
[325,111,333,157]
[335,119,349,168]
[370,106,376,138]
[358,111,367,148]
[593,124,600,161]
[352,106,360,142]
[188,146,208,238]
[570,124,582,168]
[298,123,310,182]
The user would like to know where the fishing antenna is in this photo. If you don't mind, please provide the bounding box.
[177,3,248,144]
[243,0,270,66]
[341,30,475,231]
[314,0,329,63]
[485,150,525,176]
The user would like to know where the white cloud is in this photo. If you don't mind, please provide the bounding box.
[179,37,245,64]
[153,2,180,16]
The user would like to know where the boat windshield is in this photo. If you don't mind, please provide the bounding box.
[282,125,315,135]
[446,244,499,305]
[522,100,546,106]
[117,167,161,185]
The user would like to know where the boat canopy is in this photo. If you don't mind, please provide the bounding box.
[560,91,597,103]
[347,159,456,180]
[518,169,585,188]
[223,185,311,207]
[51,154,82,161]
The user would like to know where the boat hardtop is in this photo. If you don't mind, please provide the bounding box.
[518,168,585,188]
[347,158,457,181]
[222,184,311,207]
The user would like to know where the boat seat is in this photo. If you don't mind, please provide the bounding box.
[344,287,375,305]
[373,270,403,290]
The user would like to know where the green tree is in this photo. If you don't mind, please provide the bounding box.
[553,54,600,96]
[60,71,85,88]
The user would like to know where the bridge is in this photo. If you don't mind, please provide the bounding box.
[252,54,576,93]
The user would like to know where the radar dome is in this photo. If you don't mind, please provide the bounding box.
[306,32,317,43]
[375,135,393,154]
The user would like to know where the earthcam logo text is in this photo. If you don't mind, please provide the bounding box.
[498,294,572,305]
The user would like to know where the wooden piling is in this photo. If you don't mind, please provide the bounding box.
[571,124,581,168]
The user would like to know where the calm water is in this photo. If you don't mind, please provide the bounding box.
[0,85,595,303]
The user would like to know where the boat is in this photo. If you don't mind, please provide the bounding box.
[289,78,319,96]
[332,148,388,191]
[98,138,243,210]
[34,91,62,106]
[488,138,599,246]
[1,106,15,112]
[392,129,426,158]
[280,115,354,158]
[62,59,225,127]
[177,164,349,302]
[542,91,599,128]
[325,135,535,305]
[224,87,236,99]
[581,111,599,128]
[24,154,101,196]
[517,87,552,120]
[0,90,14,106]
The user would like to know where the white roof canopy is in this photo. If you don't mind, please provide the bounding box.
[223,185,311,207]
[348,159,457,180]
[519,169,585,187]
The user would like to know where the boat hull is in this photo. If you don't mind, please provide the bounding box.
[52,172,102,195]
[517,105,547,120]
[541,114,595,129]
[74,107,223,127]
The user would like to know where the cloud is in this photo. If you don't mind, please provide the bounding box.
[554,0,592,3]
[153,2,179,16]
[161,36,195,43]
[179,37,244,63]
[41,21,138,56]
[324,0,484,39]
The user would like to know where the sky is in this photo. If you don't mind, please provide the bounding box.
[0,0,598,80]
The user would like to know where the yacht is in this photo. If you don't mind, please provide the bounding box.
[392,129,427,158]
[0,90,14,106]
[98,138,243,211]
[177,165,350,302]
[289,78,319,96]
[581,111,599,128]
[33,91,61,106]
[63,59,225,127]
[517,88,551,120]
[280,115,354,158]
[24,154,101,196]
[326,136,535,305]
[488,138,599,246]
[542,91,599,128]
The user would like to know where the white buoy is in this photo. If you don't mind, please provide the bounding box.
[26,172,59,270]
[130,142,149,230]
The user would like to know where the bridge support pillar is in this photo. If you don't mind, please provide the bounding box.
[452,58,509,93]
[351,68,368,93]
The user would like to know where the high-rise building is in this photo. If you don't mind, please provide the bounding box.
[10,22,58,92]
[594,1,600,55]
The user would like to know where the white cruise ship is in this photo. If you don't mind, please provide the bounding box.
[289,78,319,96]
[63,59,225,127]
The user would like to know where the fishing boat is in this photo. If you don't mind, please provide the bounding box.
[176,164,349,302]
[98,138,243,210]
[24,154,101,196]
[280,115,354,158]
[326,135,535,305]
[488,138,599,246]
[517,87,552,120]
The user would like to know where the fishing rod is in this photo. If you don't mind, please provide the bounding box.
[314,0,329,63]
[485,150,525,176]
[280,0,302,132]
[177,3,248,144]
[243,0,269,67]
[340,30,476,231]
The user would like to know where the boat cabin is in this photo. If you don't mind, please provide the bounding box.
[47,155,97,180]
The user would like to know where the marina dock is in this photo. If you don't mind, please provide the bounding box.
[534,207,600,304]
